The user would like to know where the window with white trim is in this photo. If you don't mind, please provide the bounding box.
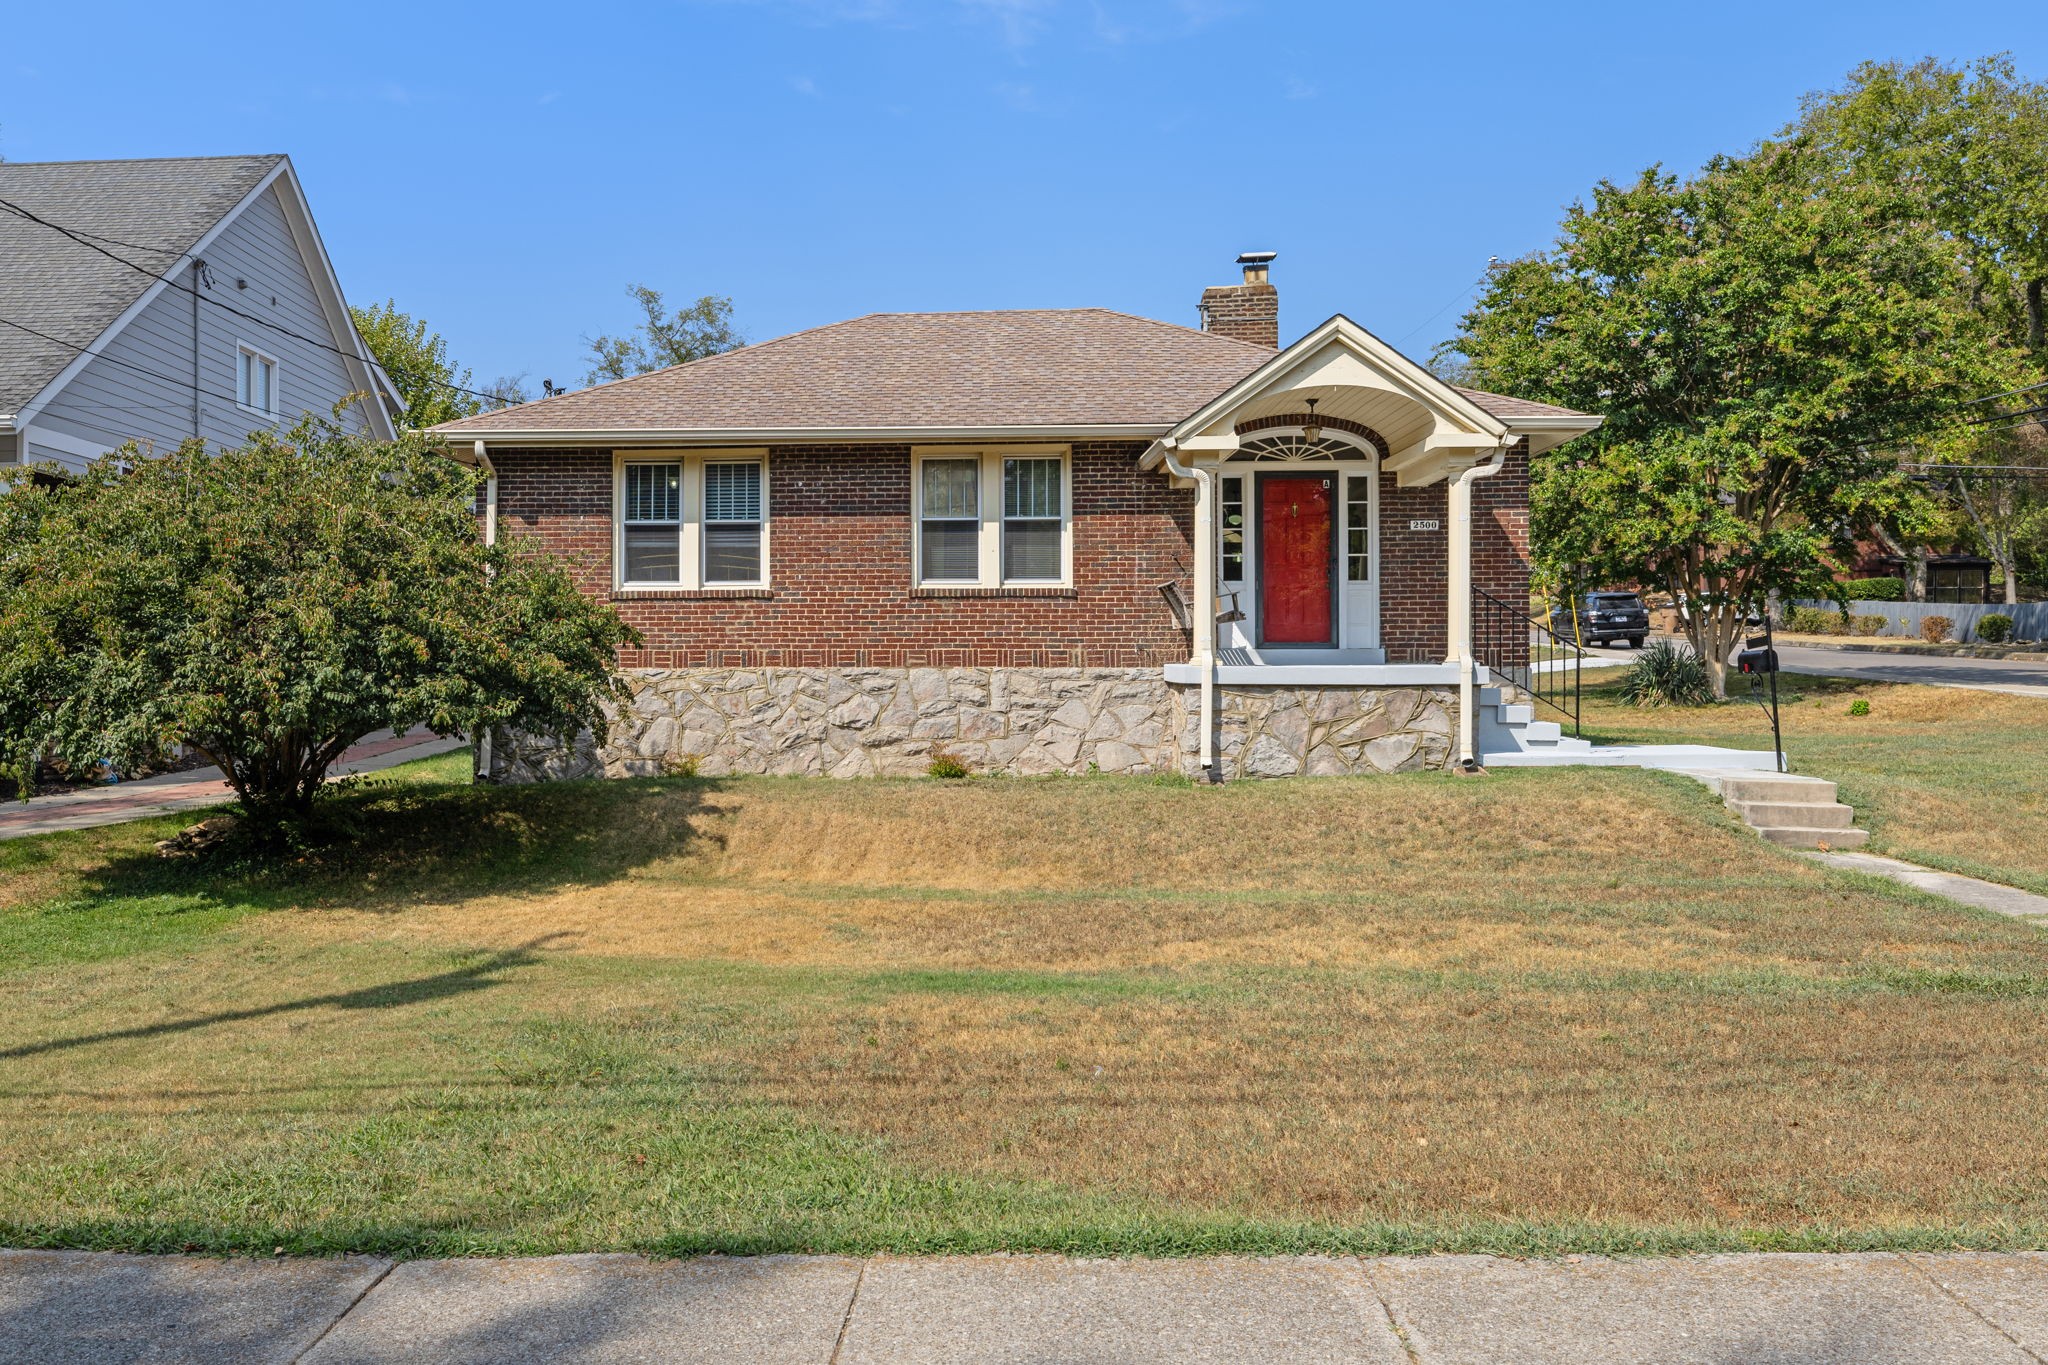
[919,458,980,582]
[614,451,769,589]
[622,462,683,583]
[913,448,1071,588]
[1002,458,1062,581]
[703,461,763,583]
[236,344,279,416]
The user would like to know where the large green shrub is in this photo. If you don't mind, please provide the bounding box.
[1617,640,1717,708]
[1840,576,1905,601]
[0,421,637,833]
[1976,614,2014,643]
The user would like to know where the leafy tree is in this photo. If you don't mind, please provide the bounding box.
[585,286,741,384]
[350,299,486,428]
[0,421,637,834]
[1449,143,2012,696]
[1790,55,2048,356]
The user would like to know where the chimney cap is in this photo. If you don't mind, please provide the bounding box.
[1236,251,1278,265]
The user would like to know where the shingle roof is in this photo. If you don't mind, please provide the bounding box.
[437,309,1279,436]
[1451,386,1589,420]
[0,155,282,414]
[432,306,1592,439]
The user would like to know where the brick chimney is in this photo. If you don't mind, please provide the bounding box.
[1198,251,1279,348]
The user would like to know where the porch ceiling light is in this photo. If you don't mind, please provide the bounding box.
[1302,398,1322,444]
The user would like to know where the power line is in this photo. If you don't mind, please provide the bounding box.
[0,194,522,411]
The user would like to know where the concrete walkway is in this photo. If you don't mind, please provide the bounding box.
[0,731,469,841]
[5,1250,2047,1364]
[1806,849,2048,923]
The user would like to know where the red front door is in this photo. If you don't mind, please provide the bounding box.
[1259,474,1335,645]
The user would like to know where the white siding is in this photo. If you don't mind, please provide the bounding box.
[34,185,376,459]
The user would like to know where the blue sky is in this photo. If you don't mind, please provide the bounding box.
[8,2,2045,395]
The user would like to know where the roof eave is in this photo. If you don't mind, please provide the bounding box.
[431,422,1175,448]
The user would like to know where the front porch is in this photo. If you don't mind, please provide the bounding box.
[1140,314,1602,772]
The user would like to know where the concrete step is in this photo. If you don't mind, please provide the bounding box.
[1715,774,1837,805]
[1493,702,1534,725]
[1729,800,1856,830]
[1757,825,1869,850]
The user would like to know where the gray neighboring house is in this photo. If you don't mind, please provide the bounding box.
[0,154,400,474]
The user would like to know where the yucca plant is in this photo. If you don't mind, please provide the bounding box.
[1617,640,1716,708]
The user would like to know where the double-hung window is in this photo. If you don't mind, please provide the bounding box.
[1002,458,1062,582]
[622,462,683,583]
[703,462,763,583]
[615,451,769,589]
[913,448,1070,588]
[919,459,981,582]
[236,344,279,417]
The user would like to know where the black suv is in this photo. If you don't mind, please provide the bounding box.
[1550,592,1650,647]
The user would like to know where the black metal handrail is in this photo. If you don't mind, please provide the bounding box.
[1472,587,1584,737]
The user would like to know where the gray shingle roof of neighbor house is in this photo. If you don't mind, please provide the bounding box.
[432,308,1590,439]
[0,155,285,414]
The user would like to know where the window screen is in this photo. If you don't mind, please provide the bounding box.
[1002,458,1061,581]
[921,459,980,581]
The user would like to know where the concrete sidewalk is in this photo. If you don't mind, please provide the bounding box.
[0,730,468,841]
[5,1250,2046,1364]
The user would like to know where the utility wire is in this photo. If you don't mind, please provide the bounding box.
[0,194,521,410]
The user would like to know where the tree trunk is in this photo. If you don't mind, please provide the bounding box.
[2028,278,2044,354]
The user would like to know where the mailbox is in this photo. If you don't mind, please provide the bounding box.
[1737,634,1779,675]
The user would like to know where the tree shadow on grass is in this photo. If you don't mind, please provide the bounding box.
[0,934,569,1060]
[71,776,733,917]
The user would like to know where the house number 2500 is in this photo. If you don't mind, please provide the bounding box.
[1408,519,1441,532]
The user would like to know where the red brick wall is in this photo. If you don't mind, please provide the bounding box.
[492,442,1196,667]
[489,437,1529,668]
[1376,439,1532,664]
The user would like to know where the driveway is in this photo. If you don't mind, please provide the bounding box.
[1586,639,2048,697]
[0,730,469,841]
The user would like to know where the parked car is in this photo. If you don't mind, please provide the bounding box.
[1550,591,1650,647]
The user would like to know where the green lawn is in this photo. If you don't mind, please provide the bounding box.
[3,757,2048,1259]
[1578,668,2048,895]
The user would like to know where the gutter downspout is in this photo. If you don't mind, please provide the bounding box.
[475,440,499,783]
[1447,443,1509,773]
[1153,437,1219,781]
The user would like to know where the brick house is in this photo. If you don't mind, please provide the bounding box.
[434,255,1601,781]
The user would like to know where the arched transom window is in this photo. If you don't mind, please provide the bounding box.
[1231,432,1363,463]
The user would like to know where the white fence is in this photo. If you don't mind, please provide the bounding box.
[1790,599,2048,644]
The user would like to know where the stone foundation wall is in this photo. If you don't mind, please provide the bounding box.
[489,668,1458,783]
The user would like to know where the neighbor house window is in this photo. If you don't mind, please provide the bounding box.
[622,461,683,584]
[1345,475,1371,581]
[914,448,1071,588]
[614,450,769,590]
[919,458,983,583]
[1220,475,1245,582]
[1002,458,1062,581]
[236,344,278,416]
[703,461,763,583]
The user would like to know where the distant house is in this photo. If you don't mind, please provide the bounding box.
[433,254,1607,781]
[0,154,399,474]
